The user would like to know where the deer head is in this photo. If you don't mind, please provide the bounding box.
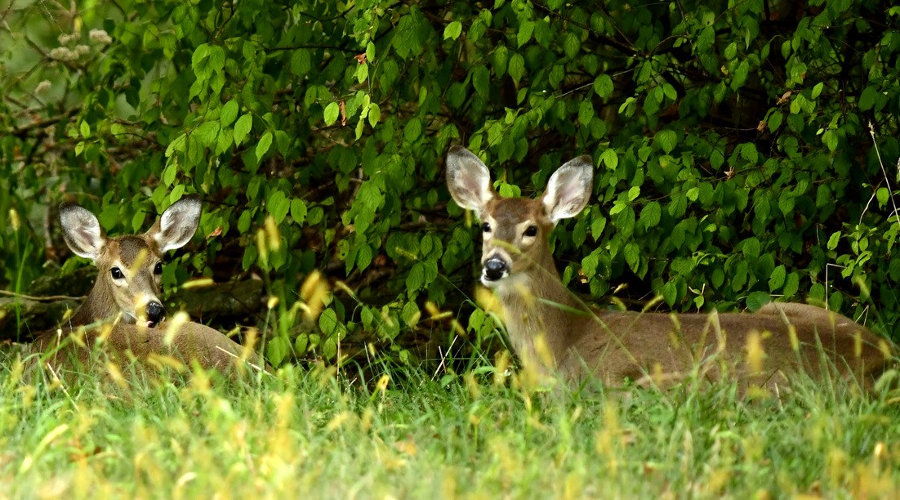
[60,196,202,328]
[446,145,594,288]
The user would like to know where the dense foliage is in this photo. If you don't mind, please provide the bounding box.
[3,0,900,367]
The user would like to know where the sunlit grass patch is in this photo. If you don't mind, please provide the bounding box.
[1,353,898,498]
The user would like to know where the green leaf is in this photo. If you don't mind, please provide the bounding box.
[162,163,177,186]
[654,129,677,153]
[740,143,758,164]
[357,244,373,271]
[783,272,800,298]
[234,114,252,146]
[256,131,273,160]
[876,187,889,207]
[661,281,677,306]
[404,118,422,143]
[827,231,841,250]
[194,121,220,147]
[724,42,737,60]
[290,198,307,225]
[401,301,420,327]
[746,291,770,311]
[220,99,239,127]
[367,103,381,127]
[686,187,699,202]
[267,189,290,224]
[768,265,786,291]
[591,216,606,239]
[731,59,749,89]
[356,62,368,83]
[406,262,425,292]
[207,45,225,73]
[777,195,794,215]
[640,202,661,228]
[859,86,878,111]
[492,45,509,75]
[517,20,534,47]
[743,237,761,258]
[508,53,525,83]
[322,338,338,359]
[294,334,309,355]
[593,74,613,98]
[444,20,463,40]
[319,308,345,337]
[624,242,640,272]
[238,210,252,233]
[563,32,580,58]
[131,210,145,232]
[191,43,210,74]
[600,148,617,170]
[242,246,257,271]
[472,65,490,98]
[627,186,640,201]
[324,102,340,126]
[822,130,838,152]
[578,101,594,125]
[165,134,186,158]
[811,82,824,99]
[662,83,677,101]
[266,336,290,366]
[290,49,311,76]
[609,200,627,215]
[768,111,783,132]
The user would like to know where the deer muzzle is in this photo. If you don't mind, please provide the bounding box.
[145,301,166,328]
[482,256,509,285]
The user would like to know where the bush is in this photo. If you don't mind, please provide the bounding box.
[2,0,900,367]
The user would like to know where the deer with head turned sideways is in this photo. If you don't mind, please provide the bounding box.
[30,196,264,379]
[446,146,895,392]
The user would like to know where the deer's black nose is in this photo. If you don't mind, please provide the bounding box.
[146,301,165,326]
[483,258,508,281]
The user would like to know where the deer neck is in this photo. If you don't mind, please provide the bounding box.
[70,278,119,327]
[492,246,587,372]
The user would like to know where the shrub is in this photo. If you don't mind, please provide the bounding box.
[2,0,899,366]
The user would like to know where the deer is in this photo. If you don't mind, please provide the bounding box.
[29,195,265,380]
[446,146,895,392]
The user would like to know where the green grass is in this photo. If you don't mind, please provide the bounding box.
[1,350,899,498]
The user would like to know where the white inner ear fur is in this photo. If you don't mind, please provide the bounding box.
[446,147,494,213]
[542,156,594,224]
[154,198,201,252]
[60,205,105,260]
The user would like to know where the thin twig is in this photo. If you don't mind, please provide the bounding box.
[867,121,900,227]
[10,108,79,137]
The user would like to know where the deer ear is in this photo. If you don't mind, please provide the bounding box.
[446,146,495,214]
[59,203,107,261]
[147,196,202,252]
[542,155,594,224]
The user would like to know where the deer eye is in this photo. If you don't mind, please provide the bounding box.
[481,222,491,233]
[110,267,124,280]
[524,225,538,237]
[153,262,163,275]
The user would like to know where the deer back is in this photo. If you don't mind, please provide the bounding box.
[563,307,892,390]
[30,321,265,382]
